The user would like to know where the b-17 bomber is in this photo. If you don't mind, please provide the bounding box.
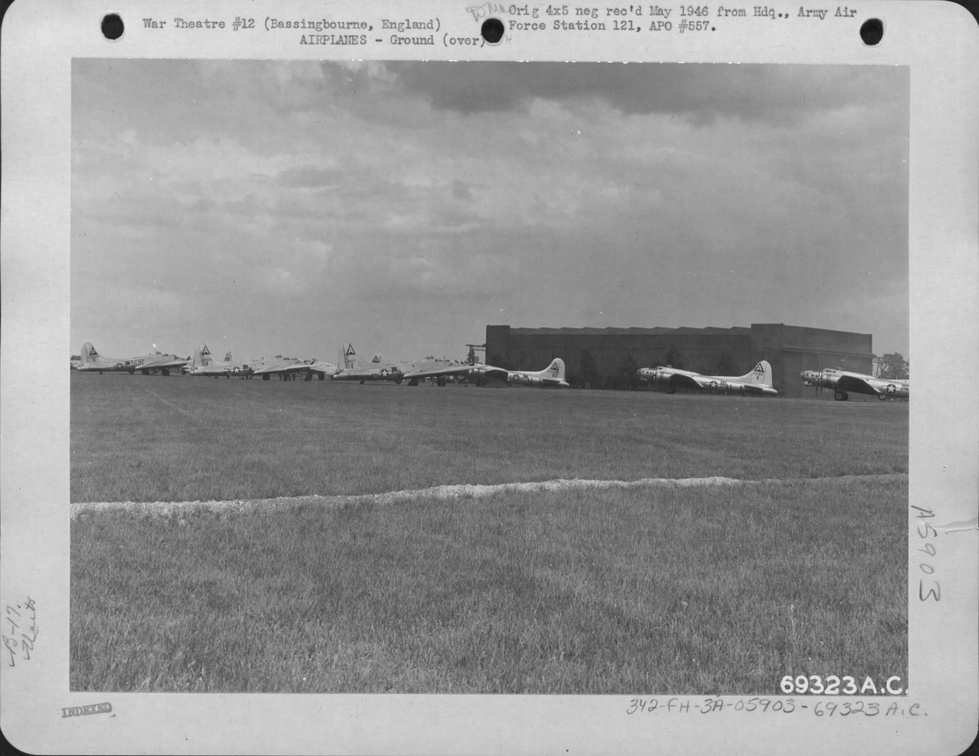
[75,342,188,376]
[638,361,778,396]
[801,368,909,401]
[400,357,571,388]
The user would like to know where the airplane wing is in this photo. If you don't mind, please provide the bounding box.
[401,363,508,381]
[141,355,189,370]
[249,358,307,376]
[305,360,338,376]
[252,363,307,376]
[834,374,882,395]
[665,373,708,391]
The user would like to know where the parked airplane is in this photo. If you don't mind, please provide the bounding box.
[75,342,188,375]
[185,345,337,380]
[329,345,451,384]
[184,345,241,378]
[298,358,339,381]
[249,355,336,381]
[400,357,571,388]
[637,361,778,396]
[331,344,403,383]
[801,368,909,401]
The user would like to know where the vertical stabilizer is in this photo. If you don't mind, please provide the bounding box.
[740,360,773,387]
[341,343,362,371]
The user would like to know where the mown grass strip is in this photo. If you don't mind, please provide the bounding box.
[71,476,907,694]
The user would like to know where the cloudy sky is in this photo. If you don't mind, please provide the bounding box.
[71,60,909,363]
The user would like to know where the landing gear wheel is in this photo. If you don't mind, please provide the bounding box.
[437,376,446,387]
[834,390,848,401]
[665,384,677,394]
[878,394,888,401]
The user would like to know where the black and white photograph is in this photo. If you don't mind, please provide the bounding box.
[68,59,910,694]
[2,0,977,753]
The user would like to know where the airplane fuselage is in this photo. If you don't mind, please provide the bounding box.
[638,364,778,396]
[331,367,402,382]
[76,353,186,375]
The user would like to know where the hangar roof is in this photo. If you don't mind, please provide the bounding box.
[504,326,752,336]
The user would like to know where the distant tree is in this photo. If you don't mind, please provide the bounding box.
[878,352,909,380]
[579,349,600,389]
[714,350,739,376]
[618,352,641,390]
[663,344,683,370]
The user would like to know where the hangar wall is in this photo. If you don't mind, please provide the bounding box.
[485,323,873,397]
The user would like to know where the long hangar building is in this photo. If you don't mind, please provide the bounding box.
[485,323,874,398]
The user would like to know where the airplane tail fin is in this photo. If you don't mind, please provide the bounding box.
[81,343,98,363]
[341,343,363,370]
[545,358,566,382]
[740,360,773,387]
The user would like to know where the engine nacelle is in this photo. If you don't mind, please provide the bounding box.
[637,368,656,384]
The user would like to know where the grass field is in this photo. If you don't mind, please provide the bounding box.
[71,374,908,503]
[70,373,908,693]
